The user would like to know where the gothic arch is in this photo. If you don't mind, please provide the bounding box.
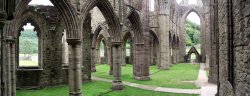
[149,30,159,44]
[96,33,109,49]
[126,9,144,44]
[17,10,47,37]
[10,0,79,39]
[81,0,121,43]
[179,6,205,61]
[122,31,133,48]
[92,23,110,48]
[15,9,46,69]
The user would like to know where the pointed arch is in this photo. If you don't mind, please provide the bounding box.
[81,0,121,43]
[126,9,144,44]
[92,24,110,48]
[149,30,159,44]
[17,9,47,37]
[8,0,79,39]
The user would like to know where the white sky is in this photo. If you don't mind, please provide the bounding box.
[24,0,199,29]
[187,12,200,25]
[29,0,53,5]
[23,23,34,29]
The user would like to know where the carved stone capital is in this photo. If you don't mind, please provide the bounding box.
[112,42,122,47]
[0,10,7,28]
[66,39,81,45]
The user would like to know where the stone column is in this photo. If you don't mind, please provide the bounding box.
[111,43,123,90]
[108,47,113,75]
[5,36,16,96]
[150,37,154,65]
[172,48,176,64]
[121,47,126,66]
[208,0,218,83]
[158,0,171,69]
[176,48,180,63]
[9,40,16,96]
[96,49,100,64]
[91,48,96,72]
[67,40,82,96]
[133,44,150,80]
[175,48,178,64]
[130,40,133,64]
[104,46,108,64]
[0,9,6,96]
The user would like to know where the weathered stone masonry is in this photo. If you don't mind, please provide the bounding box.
[1,0,250,96]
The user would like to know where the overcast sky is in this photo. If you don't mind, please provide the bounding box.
[24,0,200,29]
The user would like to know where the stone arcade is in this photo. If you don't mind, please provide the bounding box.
[0,0,249,96]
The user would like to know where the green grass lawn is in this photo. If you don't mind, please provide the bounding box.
[19,60,38,67]
[17,81,198,96]
[93,64,200,89]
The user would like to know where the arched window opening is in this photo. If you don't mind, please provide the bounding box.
[185,12,201,54]
[18,23,39,68]
[190,53,196,63]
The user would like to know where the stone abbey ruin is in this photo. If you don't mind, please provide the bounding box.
[0,0,249,96]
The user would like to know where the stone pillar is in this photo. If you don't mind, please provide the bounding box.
[96,49,100,64]
[133,44,150,80]
[176,48,180,63]
[208,0,218,83]
[108,47,113,75]
[172,48,175,64]
[0,10,6,96]
[0,37,1,96]
[111,43,123,90]
[4,37,16,96]
[10,40,16,96]
[130,40,134,64]
[175,48,178,63]
[104,46,108,64]
[0,1,15,95]
[121,47,126,66]
[158,0,171,69]
[132,0,150,80]
[91,48,96,72]
[150,37,154,65]
[67,40,82,96]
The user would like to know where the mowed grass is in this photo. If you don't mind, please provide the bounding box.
[93,64,200,89]
[19,60,38,67]
[17,81,198,96]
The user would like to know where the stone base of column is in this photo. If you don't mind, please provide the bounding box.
[208,78,218,84]
[91,68,96,72]
[134,76,150,80]
[159,67,169,70]
[112,81,123,90]
[69,92,82,96]
[109,69,113,75]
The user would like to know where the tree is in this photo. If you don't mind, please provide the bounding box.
[185,20,201,46]
[19,30,38,55]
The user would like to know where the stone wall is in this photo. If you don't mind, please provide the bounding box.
[16,6,68,89]
[218,0,250,95]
